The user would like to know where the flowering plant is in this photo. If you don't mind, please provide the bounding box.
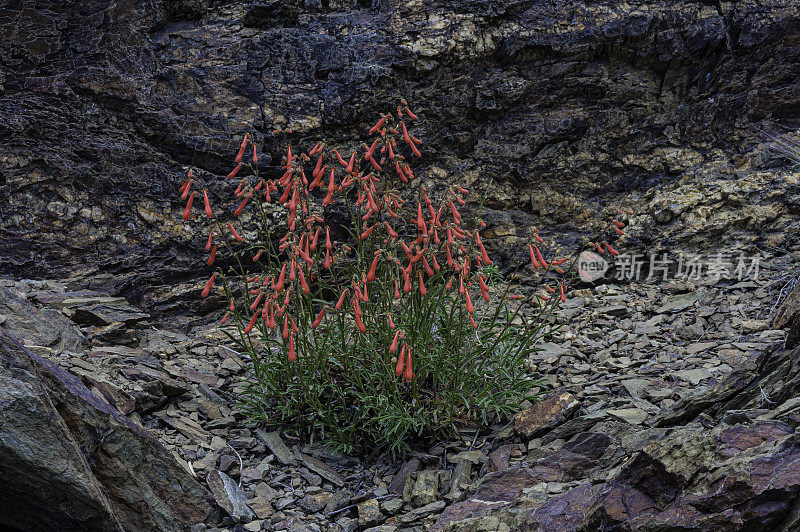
[178,101,629,454]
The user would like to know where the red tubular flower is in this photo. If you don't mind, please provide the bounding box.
[354,306,366,333]
[606,243,619,256]
[253,249,263,261]
[201,273,215,298]
[182,192,195,221]
[446,277,454,290]
[181,181,192,200]
[394,279,401,299]
[365,139,379,159]
[395,344,405,376]
[241,133,249,149]
[402,267,412,293]
[228,222,243,242]
[346,152,355,174]
[367,254,379,282]
[478,276,490,302]
[335,289,347,310]
[369,115,388,135]
[282,315,289,339]
[298,267,310,294]
[560,283,566,303]
[324,248,332,269]
[227,164,242,180]
[418,271,427,296]
[288,331,295,361]
[252,144,258,164]
[249,292,263,311]
[203,189,213,218]
[208,244,217,266]
[386,223,398,238]
[465,288,474,314]
[235,146,244,163]
[528,244,540,268]
[221,312,229,325]
[615,226,625,236]
[388,314,396,329]
[476,233,491,264]
[312,308,326,329]
[390,329,401,353]
[206,231,214,251]
[405,107,418,120]
[403,348,414,382]
[235,196,248,216]
[534,245,548,268]
[244,309,260,334]
[275,263,287,292]
[469,314,478,329]
[361,224,374,240]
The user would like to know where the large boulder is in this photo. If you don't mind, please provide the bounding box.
[0,328,213,531]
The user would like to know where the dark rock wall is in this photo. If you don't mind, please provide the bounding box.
[1,0,798,311]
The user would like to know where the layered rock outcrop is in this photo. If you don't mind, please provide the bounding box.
[1,1,799,314]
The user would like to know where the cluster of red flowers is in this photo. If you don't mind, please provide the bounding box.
[179,100,627,383]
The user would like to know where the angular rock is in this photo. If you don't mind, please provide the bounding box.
[207,470,256,522]
[0,329,212,531]
[514,390,580,439]
[256,430,295,465]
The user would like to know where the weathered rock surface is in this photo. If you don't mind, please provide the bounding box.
[1,1,799,316]
[0,329,212,531]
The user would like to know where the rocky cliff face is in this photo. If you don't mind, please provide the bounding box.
[1,0,799,314]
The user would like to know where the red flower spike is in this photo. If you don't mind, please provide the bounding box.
[182,192,195,221]
[395,344,405,376]
[201,273,215,298]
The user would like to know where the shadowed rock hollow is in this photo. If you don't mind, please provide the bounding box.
[1,0,799,317]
